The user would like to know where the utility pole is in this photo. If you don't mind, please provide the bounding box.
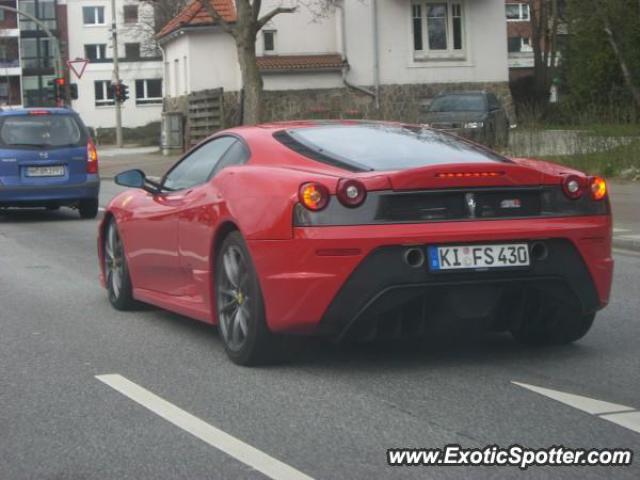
[111,0,123,148]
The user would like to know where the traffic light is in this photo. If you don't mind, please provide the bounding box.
[111,82,130,103]
[46,78,66,105]
[120,83,129,102]
[46,79,57,101]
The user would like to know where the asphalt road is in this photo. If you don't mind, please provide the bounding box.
[1,181,639,480]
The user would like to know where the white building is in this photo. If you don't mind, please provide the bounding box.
[158,0,511,124]
[66,0,163,128]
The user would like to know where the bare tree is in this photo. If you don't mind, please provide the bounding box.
[598,4,640,109]
[198,0,336,124]
[127,1,191,58]
[142,0,191,34]
[528,0,560,105]
[196,0,294,124]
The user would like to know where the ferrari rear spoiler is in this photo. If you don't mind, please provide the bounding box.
[385,162,560,191]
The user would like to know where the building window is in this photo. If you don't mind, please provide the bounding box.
[135,79,162,105]
[263,30,276,53]
[412,1,465,59]
[125,43,140,59]
[85,44,107,61]
[412,5,423,51]
[173,58,180,97]
[83,6,105,25]
[20,37,55,69]
[506,3,530,21]
[183,56,188,94]
[508,36,532,53]
[123,5,138,24]
[95,80,114,106]
[164,61,170,96]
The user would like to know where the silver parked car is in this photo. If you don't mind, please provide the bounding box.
[420,91,510,148]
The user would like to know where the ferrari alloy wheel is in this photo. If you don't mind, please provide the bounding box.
[104,218,135,310]
[216,232,278,366]
[510,294,595,346]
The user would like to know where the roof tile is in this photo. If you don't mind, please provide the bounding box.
[257,54,346,72]
[157,0,236,39]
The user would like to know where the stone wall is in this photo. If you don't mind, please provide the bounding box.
[164,81,514,148]
[260,81,513,125]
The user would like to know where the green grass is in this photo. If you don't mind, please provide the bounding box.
[542,138,640,177]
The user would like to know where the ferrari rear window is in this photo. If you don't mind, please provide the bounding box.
[279,124,507,172]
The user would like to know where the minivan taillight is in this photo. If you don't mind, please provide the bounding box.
[87,139,98,174]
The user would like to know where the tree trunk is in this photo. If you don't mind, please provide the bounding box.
[603,16,640,109]
[529,0,548,104]
[548,0,559,87]
[236,38,263,125]
[232,0,262,125]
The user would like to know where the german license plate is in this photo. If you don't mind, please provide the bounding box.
[428,243,530,271]
[26,166,65,177]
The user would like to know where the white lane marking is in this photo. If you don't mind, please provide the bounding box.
[512,382,634,415]
[98,207,106,212]
[618,234,640,240]
[613,228,631,233]
[96,374,314,480]
[600,412,640,434]
[513,382,640,434]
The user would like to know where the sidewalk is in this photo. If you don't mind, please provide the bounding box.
[97,150,640,251]
[98,147,179,179]
[609,182,640,251]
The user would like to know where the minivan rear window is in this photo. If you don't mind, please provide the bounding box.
[0,114,85,148]
[279,124,507,172]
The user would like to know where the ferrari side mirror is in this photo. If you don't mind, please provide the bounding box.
[115,169,146,189]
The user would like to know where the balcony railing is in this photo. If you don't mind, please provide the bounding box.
[20,56,54,70]
[0,59,20,68]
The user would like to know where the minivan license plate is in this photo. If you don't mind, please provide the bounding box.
[428,244,530,271]
[26,166,65,177]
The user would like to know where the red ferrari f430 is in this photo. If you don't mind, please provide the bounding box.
[98,121,613,365]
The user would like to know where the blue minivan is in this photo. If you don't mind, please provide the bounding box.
[0,108,100,218]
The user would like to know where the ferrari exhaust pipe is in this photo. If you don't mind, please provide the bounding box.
[404,248,425,268]
[531,242,549,261]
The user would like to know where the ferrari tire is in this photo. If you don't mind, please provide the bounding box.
[510,298,595,346]
[79,198,99,219]
[216,231,280,366]
[104,218,136,311]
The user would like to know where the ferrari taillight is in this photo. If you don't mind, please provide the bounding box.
[562,175,585,200]
[299,182,329,211]
[87,139,98,174]
[590,176,607,201]
[336,179,366,208]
